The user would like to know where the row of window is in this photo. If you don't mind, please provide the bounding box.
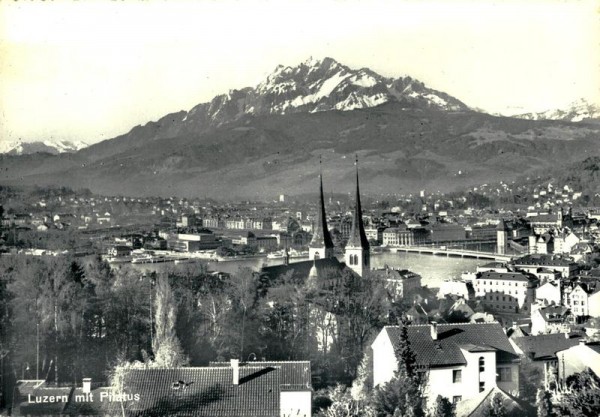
[480,281,527,287]
[483,295,521,302]
[451,364,512,384]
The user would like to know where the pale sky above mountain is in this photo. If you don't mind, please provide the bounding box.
[0,0,598,145]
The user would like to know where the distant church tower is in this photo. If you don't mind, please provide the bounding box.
[345,156,370,277]
[308,167,335,260]
[496,219,508,255]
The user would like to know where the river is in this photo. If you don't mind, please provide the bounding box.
[128,251,488,288]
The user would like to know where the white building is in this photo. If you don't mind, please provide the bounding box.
[371,323,520,406]
[564,282,600,318]
[474,271,539,314]
[535,281,561,306]
[556,340,600,380]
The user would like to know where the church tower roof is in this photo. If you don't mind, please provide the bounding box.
[309,170,334,249]
[347,156,370,249]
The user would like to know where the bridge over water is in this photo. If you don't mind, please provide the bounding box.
[388,246,514,262]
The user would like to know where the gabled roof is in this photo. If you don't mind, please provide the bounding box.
[208,361,311,390]
[514,254,577,267]
[117,363,310,417]
[260,257,345,283]
[384,322,519,368]
[512,333,583,360]
[537,305,571,322]
[62,387,118,416]
[477,271,535,283]
[455,386,531,417]
[14,385,73,416]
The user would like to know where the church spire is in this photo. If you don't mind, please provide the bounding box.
[309,157,334,259]
[345,155,370,277]
[347,155,369,249]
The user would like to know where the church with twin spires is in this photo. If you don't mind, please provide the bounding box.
[261,158,370,282]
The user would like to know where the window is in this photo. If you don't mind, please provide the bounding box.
[479,357,485,372]
[479,382,485,392]
[497,367,512,382]
[453,370,462,383]
[452,396,462,404]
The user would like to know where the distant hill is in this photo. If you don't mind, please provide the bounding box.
[1,58,599,199]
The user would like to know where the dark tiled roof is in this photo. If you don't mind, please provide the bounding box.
[118,363,309,417]
[586,343,600,354]
[62,387,119,416]
[513,333,583,360]
[514,255,576,267]
[15,386,73,416]
[477,271,535,283]
[208,361,311,390]
[260,257,345,282]
[455,387,530,417]
[385,322,519,368]
[538,305,571,322]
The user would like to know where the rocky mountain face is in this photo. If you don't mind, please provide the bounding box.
[0,140,88,155]
[1,58,599,198]
[78,57,470,161]
[512,98,600,123]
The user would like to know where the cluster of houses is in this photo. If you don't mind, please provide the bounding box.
[7,173,600,417]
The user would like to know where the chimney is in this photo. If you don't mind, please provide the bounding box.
[231,359,240,385]
[430,322,438,341]
[82,378,92,394]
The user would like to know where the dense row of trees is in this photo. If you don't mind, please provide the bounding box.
[0,254,409,409]
[3,254,598,415]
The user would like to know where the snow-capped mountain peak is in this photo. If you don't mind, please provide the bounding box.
[511,98,600,122]
[142,57,471,142]
[1,139,88,155]
[243,57,469,117]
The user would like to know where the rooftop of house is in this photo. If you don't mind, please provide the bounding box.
[512,333,583,360]
[537,305,571,322]
[111,363,309,417]
[371,266,421,280]
[208,361,311,389]
[384,322,519,368]
[455,386,531,417]
[514,254,577,267]
[477,271,537,283]
[13,384,74,416]
[14,361,311,417]
[260,257,345,283]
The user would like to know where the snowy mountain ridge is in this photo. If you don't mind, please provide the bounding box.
[174,57,470,134]
[0,139,88,155]
[511,98,600,122]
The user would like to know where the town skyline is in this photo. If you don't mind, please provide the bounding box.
[1,0,599,145]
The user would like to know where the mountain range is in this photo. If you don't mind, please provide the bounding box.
[1,57,599,198]
[511,98,600,123]
[0,139,88,156]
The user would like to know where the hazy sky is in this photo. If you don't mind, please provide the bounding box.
[1,0,599,146]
